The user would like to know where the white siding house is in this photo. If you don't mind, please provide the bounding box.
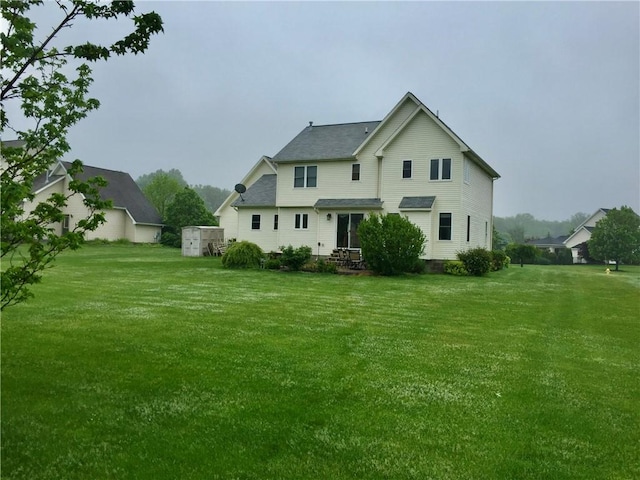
[563,208,610,263]
[23,161,163,243]
[215,92,500,264]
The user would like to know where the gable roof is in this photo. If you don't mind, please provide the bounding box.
[215,156,276,216]
[563,208,610,246]
[61,162,162,225]
[231,174,277,207]
[272,121,381,163]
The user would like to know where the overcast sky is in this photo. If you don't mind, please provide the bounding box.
[6,1,640,220]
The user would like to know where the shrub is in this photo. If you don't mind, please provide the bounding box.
[315,258,338,274]
[444,260,468,276]
[263,258,281,270]
[491,250,508,271]
[160,231,180,248]
[457,247,492,276]
[221,241,264,269]
[505,243,540,265]
[280,245,312,271]
[358,213,426,276]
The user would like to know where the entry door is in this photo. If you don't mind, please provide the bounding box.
[336,213,364,249]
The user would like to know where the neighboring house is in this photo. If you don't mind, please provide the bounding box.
[526,235,569,253]
[24,160,163,243]
[563,208,610,263]
[215,92,500,263]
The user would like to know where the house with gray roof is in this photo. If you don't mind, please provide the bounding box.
[215,92,500,263]
[24,160,162,243]
[563,208,611,263]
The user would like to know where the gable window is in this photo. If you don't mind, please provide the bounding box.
[430,158,452,181]
[295,213,309,229]
[294,165,317,188]
[274,214,279,230]
[252,214,261,230]
[352,163,360,181]
[402,160,412,179]
[439,213,452,240]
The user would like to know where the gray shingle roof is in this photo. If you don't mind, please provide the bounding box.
[272,121,381,162]
[59,162,162,225]
[231,174,276,207]
[398,196,436,209]
[314,198,383,209]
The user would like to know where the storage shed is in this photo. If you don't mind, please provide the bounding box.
[182,226,225,257]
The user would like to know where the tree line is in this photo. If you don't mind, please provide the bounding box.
[493,212,589,244]
[136,169,230,247]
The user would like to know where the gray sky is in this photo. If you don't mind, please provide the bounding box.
[8,1,640,220]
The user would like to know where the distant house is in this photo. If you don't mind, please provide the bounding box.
[526,235,569,253]
[24,160,163,243]
[215,92,500,263]
[563,208,610,263]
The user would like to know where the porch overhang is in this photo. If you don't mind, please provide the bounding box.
[398,196,436,211]
[314,198,383,210]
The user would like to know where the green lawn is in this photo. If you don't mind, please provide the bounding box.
[2,244,639,479]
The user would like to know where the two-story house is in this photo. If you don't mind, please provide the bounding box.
[215,92,500,263]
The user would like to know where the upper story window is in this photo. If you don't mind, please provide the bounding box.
[463,158,470,184]
[352,163,360,181]
[294,165,317,188]
[402,160,412,179]
[295,213,309,229]
[439,213,452,240]
[252,214,261,230]
[274,214,279,230]
[430,158,452,181]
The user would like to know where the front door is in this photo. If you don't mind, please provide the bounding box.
[336,213,364,249]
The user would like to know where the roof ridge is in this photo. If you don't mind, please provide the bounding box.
[308,120,381,128]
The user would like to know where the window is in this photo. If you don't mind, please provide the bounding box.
[439,213,452,240]
[295,213,309,229]
[251,214,261,230]
[352,163,360,181]
[274,214,279,230]
[467,215,471,242]
[430,158,452,180]
[402,160,412,179]
[294,165,317,188]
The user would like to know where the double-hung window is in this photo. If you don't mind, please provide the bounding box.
[251,214,261,230]
[430,158,452,181]
[294,166,317,188]
[295,213,309,229]
[352,163,360,181]
[402,160,412,179]
[439,213,452,240]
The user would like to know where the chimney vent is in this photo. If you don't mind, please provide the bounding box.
[309,121,313,127]
[365,127,368,134]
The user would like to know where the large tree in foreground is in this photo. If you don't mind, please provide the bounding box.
[161,187,217,248]
[588,206,640,271]
[1,1,163,309]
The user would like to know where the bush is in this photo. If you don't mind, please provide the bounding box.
[160,231,180,248]
[444,260,468,276]
[358,213,426,276]
[263,258,281,270]
[316,258,338,274]
[221,241,264,269]
[505,243,540,265]
[457,247,493,276]
[491,250,508,271]
[279,245,312,271]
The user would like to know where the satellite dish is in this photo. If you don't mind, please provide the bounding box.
[234,183,246,202]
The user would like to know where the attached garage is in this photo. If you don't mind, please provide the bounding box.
[181,226,225,257]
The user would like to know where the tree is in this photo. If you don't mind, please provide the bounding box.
[136,168,187,191]
[588,206,640,271]
[1,1,163,309]
[192,184,231,213]
[358,213,426,275]
[141,172,182,218]
[162,187,217,247]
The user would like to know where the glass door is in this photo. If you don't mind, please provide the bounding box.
[336,213,364,249]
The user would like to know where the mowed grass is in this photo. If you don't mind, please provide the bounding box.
[1,245,639,479]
